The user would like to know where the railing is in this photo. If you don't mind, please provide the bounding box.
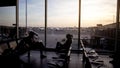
[80,40,92,68]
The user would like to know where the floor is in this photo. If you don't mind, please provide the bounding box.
[19,50,113,68]
[20,51,83,68]
[69,54,83,68]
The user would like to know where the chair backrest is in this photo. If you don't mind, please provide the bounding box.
[9,41,17,50]
[0,43,9,55]
[0,38,22,55]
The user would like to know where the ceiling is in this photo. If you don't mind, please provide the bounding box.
[0,0,16,7]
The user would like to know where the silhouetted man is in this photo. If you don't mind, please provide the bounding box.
[56,34,73,53]
[15,31,46,58]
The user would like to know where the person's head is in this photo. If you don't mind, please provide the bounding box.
[66,34,73,40]
[28,31,37,37]
[28,31,38,42]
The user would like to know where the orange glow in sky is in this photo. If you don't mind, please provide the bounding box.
[0,0,117,27]
[81,0,117,27]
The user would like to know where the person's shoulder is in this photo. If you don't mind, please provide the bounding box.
[23,37,30,40]
[39,41,43,44]
[20,37,29,43]
[36,40,43,44]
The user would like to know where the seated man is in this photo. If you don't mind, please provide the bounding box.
[56,34,73,53]
[14,31,46,58]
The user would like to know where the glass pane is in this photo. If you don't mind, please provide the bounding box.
[81,0,117,51]
[119,2,120,24]
[47,0,78,49]
[26,0,45,44]
[19,0,27,38]
[0,6,16,41]
[0,6,16,54]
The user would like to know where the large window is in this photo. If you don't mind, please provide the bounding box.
[81,0,117,51]
[0,6,16,41]
[47,0,79,49]
[19,0,27,38]
[26,0,45,44]
[0,0,118,51]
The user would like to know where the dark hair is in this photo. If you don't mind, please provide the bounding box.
[28,31,38,38]
[66,34,73,39]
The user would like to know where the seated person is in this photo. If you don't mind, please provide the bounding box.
[56,34,73,53]
[14,31,46,58]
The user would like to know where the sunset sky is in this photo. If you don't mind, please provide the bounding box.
[0,0,117,27]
